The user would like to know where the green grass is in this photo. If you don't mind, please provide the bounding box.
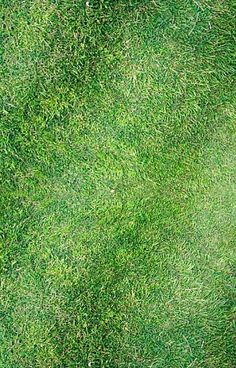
[0,0,236,367]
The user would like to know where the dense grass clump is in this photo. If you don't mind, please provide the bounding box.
[0,1,235,367]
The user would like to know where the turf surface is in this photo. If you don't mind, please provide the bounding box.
[0,0,236,367]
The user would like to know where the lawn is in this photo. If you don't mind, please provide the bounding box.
[0,0,235,367]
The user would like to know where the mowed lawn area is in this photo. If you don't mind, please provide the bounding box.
[1,1,235,367]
